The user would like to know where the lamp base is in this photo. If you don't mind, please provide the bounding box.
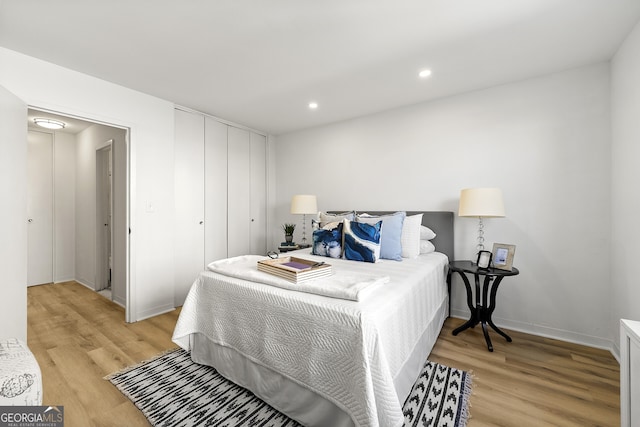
[476,217,485,252]
[301,214,310,248]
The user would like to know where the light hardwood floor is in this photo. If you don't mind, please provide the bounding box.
[429,320,619,426]
[27,281,619,427]
[28,281,177,427]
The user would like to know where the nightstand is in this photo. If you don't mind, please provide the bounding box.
[448,260,519,352]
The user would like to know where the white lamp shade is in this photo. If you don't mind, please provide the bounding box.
[458,188,505,218]
[290,195,317,214]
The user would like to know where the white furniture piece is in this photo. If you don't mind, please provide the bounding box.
[621,318,640,427]
[0,338,42,405]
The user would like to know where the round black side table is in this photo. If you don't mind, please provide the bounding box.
[448,260,519,352]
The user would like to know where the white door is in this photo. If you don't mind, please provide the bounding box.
[250,133,267,255]
[227,126,251,257]
[174,109,205,305]
[0,85,28,339]
[96,144,113,292]
[204,117,228,264]
[27,130,53,286]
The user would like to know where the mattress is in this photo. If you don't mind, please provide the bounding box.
[172,249,449,427]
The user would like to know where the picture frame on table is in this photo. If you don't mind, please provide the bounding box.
[476,250,493,269]
[491,243,516,271]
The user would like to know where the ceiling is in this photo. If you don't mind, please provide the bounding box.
[2,1,640,135]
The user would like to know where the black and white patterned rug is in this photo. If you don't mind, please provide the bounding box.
[107,348,472,427]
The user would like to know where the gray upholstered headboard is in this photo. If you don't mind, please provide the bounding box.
[328,211,454,261]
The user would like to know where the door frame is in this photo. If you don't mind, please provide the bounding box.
[95,140,113,293]
[29,105,134,322]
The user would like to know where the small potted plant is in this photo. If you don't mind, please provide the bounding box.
[282,223,296,244]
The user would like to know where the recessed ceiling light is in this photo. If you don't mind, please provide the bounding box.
[34,118,66,130]
[418,69,432,78]
[308,102,318,110]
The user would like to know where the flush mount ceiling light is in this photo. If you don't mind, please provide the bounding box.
[308,102,318,110]
[34,118,66,130]
[418,69,432,78]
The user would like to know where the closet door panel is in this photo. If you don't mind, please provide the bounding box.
[174,109,205,305]
[250,133,267,255]
[204,117,228,263]
[27,130,53,286]
[227,126,251,257]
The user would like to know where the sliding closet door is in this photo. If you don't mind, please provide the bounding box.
[27,130,53,286]
[204,117,228,263]
[227,126,251,257]
[174,109,205,305]
[250,133,267,255]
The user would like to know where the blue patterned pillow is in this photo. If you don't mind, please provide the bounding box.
[311,222,343,258]
[343,219,381,263]
[357,211,406,261]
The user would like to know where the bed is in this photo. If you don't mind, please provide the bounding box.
[172,211,454,427]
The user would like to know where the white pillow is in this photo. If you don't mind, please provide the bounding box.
[401,213,423,258]
[321,221,341,230]
[420,240,436,254]
[420,225,436,240]
[318,211,355,227]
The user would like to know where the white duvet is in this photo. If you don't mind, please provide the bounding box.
[207,255,389,301]
[172,251,448,427]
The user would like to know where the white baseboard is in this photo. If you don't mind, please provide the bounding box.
[135,304,175,322]
[113,295,126,308]
[611,341,621,363]
[449,309,616,356]
[74,279,95,290]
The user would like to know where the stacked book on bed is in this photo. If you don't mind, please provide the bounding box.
[257,257,332,284]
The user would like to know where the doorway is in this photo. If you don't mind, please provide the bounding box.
[26,108,130,313]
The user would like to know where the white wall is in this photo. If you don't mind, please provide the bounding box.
[0,47,175,322]
[611,19,640,354]
[0,85,27,340]
[274,63,612,348]
[53,131,76,282]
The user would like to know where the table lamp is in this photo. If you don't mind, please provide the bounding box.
[458,188,505,252]
[290,194,317,247]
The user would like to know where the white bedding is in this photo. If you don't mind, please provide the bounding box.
[207,255,390,301]
[172,250,449,427]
